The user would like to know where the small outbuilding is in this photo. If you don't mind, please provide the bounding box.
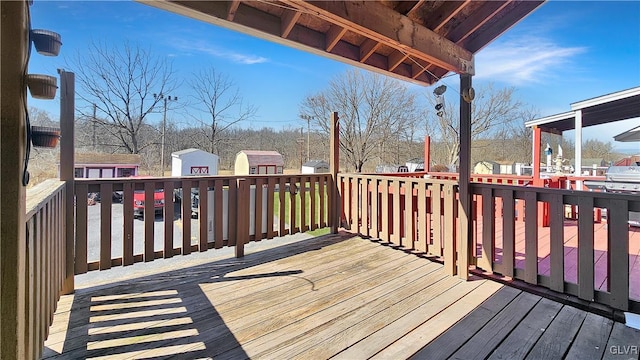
[171,148,219,177]
[234,150,284,175]
[474,160,499,175]
[72,153,140,178]
[301,160,329,174]
[405,158,425,172]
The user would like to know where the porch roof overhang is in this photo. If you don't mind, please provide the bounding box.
[614,125,640,142]
[525,87,640,134]
[139,0,544,86]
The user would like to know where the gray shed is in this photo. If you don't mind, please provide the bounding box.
[301,160,329,174]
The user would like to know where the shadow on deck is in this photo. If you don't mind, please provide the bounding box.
[43,233,639,359]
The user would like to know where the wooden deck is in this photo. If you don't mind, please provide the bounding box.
[43,233,639,359]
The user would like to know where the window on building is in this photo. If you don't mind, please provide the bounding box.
[74,168,84,178]
[249,167,257,174]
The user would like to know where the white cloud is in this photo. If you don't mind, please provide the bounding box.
[475,36,586,85]
[170,38,268,65]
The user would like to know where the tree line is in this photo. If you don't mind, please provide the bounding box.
[28,41,622,179]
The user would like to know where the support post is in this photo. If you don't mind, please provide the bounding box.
[458,74,472,279]
[1,1,28,357]
[329,112,340,234]
[424,135,430,172]
[574,110,583,177]
[59,70,75,294]
[236,178,248,257]
[532,126,541,180]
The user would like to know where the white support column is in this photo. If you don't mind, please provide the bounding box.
[574,110,583,177]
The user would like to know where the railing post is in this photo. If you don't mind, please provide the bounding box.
[329,112,340,234]
[458,73,472,279]
[236,178,249,257]
[59,69,75,294]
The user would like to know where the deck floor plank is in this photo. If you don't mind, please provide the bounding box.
[524,305,587,360]
[602,321,640,360]
[487,297,563,360]
[449,291,542,360]
[564,312,613,360]
[409,286,521,359]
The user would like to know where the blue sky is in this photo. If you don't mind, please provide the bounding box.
[28,1,639,152]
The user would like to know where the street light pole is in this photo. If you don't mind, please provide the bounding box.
[154,93,177,176]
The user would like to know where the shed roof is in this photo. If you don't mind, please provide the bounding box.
[303,160,329,168]
[171,148,218,157]
[240,150,284,166]
[75,153,141,165]
[614,125,640,143]
[141,0,544,86]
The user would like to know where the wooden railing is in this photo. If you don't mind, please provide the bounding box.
[73,174,331,273]
[25,179,67,359]
[471,183,640,313]
[338,174,460,275]
[340,173,639,313]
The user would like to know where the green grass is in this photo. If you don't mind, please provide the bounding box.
[272,182,329,235]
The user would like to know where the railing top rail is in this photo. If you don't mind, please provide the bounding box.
[26,179,65,219]
[338,173,458,186]
[75,172,331,185]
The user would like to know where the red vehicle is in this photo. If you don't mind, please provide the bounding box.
[133,189,165,219]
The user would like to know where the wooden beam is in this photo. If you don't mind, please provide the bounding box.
[325,24,347,52]
[282,0,474,74]
[359,38,380,62]
[226,0,240,21]
[425,1,470,32]
[281,8,301,38]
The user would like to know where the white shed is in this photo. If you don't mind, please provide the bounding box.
[171,148,219,177]
[301,160,329,174]
[234,150,284,175]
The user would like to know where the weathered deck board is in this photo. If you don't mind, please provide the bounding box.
[43,233,639,360]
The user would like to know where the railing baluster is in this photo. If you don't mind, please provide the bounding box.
[181,179,192,255]
[524,191,538,284]
[608,199,629,311]
[214,179,224,248]
[123,182,135,264]
[228,179,238,245]
[431,184,442,256]
[360,177,368,235]
[550,194,565,292]
[405,180,415,249]
[290,176,298,234]
[577,196,594,301]
[392,179,401,246]
[479,187,494,272]
[417,180,427,253]
[502,189,515,277]
[300,175,307,233]
[319,175,326,228]
[236,178,249,257]
[256,177,265,239]
[267,176,276,238]
[199,179,209,251]
[371,178,380,239]
[443,183,456,276]
[310,175,317,231]
[100,183,113,269]
[381,178,389,241]
[278,176,287,236]
[144,182,155,261]
[75,183,88,274]
[162,181,174,258]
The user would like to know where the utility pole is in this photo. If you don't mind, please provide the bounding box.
[154,93,177,176]
[92,103,97,151]
[301,114,312,161]
[297,127,304,170]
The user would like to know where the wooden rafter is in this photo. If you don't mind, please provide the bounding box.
[226,0,240,21]
[280,8,300,38]
[325,25,347,52]
[359,38,380,63]
[280,0,474,74]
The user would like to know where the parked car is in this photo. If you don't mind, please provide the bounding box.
[87,191,123,203]
[133,189,165,219]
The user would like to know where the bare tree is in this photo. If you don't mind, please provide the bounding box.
[299,69,426,172]
[430,84,524,167]
[583,138,615,160]
[188,68,257,154]
[71,41,176,154]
